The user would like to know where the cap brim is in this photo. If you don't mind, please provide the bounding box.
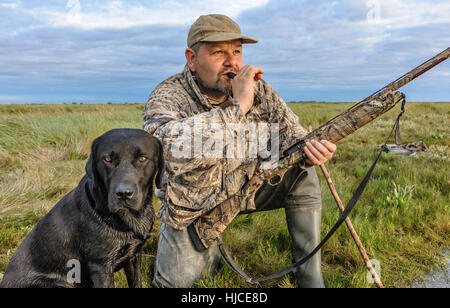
[199,32,258,44]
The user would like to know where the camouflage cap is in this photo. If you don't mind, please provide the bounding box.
[187,14,258,48]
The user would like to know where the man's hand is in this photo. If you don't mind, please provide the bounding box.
[232,64,264,115]
[304,140,336,166]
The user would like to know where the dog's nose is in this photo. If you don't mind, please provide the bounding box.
[115,186,134,200]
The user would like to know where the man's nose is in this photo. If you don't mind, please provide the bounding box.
[223,52,240,67]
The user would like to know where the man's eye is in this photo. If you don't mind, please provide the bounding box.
[214,50,223,54]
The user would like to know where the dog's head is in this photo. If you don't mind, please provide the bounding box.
[85,128,163,215]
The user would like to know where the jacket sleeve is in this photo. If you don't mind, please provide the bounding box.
[143,87,250,177]
[253,80,308,154]
[143,85,257,228]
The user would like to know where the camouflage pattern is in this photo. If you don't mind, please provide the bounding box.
[143,64,308,231]
[298,91,405,144]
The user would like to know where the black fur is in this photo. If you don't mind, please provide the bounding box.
[0,129,163,288]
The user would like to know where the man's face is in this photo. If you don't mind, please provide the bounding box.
[189,40,243,97]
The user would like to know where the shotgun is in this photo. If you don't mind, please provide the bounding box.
[191,47,450,250]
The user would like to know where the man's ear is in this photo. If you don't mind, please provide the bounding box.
[185,47,196,72]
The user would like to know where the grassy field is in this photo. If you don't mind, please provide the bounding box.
[0,102,448,288]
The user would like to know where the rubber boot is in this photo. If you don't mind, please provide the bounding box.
[286,205,325,288]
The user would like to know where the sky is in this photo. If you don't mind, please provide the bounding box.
[0,0,449,104]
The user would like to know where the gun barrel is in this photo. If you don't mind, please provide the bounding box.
[367,47,449,101]
[283,47,450,158]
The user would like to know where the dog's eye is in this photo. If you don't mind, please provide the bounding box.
[104,157,112,163]
[138,156,148,163]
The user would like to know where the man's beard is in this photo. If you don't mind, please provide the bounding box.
[196,74,231,97]
[195,71,233,97]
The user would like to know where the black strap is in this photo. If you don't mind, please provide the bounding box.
[219,98,406,284]
[395,98,406,145]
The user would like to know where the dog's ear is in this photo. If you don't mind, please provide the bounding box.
[155,140,164,190]
[85,140,98,183]
[85,138,107,211]
[85,153,95,181]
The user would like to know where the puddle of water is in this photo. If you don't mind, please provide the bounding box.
[412,251,449,288]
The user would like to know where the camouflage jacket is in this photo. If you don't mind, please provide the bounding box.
[143,64,308,230]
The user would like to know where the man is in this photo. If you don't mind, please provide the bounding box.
[143,14,336,288]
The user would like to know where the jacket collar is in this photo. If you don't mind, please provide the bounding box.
[182,64,215,110]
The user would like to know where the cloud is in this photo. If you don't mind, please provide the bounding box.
[0,0,448,104]
[0,3,17,9]
[237,0,450,101]
[23,0,269,29]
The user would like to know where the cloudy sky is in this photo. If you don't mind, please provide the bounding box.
[0,0,449,104]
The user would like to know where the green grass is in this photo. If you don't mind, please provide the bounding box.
[0,102,448,288]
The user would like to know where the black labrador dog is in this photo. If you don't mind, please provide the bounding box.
[0,128,163,288]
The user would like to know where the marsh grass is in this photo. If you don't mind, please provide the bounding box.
[0,102,448,288]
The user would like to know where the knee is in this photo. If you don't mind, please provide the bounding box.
[152,224,221,288]
[285,166,322,209]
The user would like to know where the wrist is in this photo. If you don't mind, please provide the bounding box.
[239,105,249,115]
[233,97,252,115]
